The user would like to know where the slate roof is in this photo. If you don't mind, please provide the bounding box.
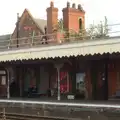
[0,34,11,49]
[34,18,47,34]
[0,34,11,40]
[24,9,47,34]
[0,19,47,50]
[0,9,47,50]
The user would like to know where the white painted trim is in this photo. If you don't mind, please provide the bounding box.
[0,37,120,55]
[0,99,120,108]
[0,37,120,61]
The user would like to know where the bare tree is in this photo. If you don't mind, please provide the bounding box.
[86,16,109,39]
[53,17,109,41]
[57,19,64,32]
[52,19,64,32]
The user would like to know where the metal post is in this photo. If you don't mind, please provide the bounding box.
[8,35,11,49]
[16,13,19,48]
[55,64,63,101]
[2,108,6,120]
[57,67,60,100]
[31,30,35,46]
[6,68,10,99]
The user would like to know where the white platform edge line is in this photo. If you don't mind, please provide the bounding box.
[0,99,120,108]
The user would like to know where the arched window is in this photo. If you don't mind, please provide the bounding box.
[79,18,82,31]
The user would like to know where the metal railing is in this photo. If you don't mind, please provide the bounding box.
[0,23,120,50]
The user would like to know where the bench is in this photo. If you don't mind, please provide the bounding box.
[116,91,120,98]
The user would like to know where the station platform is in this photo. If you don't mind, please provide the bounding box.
[0,98,120,120]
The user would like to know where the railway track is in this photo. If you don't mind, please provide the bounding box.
[0,113,70,120]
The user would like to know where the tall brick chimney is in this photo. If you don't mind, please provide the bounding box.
[46,1,58,34]
[62,2,85,33]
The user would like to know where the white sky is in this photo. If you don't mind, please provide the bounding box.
[0,0,119,35]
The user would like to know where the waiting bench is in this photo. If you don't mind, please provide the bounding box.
[116,91,120,98]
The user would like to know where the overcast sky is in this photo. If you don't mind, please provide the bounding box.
[0,0,119,35]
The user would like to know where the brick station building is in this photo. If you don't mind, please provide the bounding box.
[0,1,119,101]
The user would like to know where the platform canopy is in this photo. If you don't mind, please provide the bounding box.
[0,37,120,62]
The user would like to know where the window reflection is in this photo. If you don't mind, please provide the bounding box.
[76,73,85,99]
[50,70,71,95]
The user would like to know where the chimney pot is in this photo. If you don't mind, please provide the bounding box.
[78,4,83,11]
[67,2,70,8]
[72,3,76,8]
[50,1,54,7]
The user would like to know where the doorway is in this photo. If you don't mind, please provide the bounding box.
[0,69,7,97]
[91,60,108,100]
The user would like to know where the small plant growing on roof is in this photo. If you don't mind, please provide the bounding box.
[86,16,109,39]
[52,19,67,43]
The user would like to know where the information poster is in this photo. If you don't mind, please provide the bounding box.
[1,76,6,85]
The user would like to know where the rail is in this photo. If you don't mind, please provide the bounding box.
[0,112,70,120]
[0,23,120,50]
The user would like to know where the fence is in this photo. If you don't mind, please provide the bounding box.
[0,23,120,50]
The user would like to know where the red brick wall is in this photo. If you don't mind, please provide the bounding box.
[46,2,58,34]
[62,3,85,33]
[11,9,42,48]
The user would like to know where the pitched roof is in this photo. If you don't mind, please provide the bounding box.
[25,9,47,34]
[33,18,47,33]
[0,34,11,40]
[12,9,47,37]
[0,34,11,49]
[0,10,47,50]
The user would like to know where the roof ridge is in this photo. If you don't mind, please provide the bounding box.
[0,33,12,36]
[12,8,46,36]
[34,18,46,20]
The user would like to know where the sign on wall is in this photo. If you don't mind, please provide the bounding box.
[1,76,6,85]
[0,70,6,75]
